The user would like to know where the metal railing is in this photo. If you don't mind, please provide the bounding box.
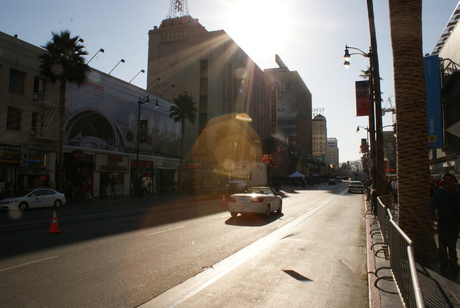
[373,196,425,308]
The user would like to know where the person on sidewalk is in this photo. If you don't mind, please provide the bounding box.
[429,173,460,272]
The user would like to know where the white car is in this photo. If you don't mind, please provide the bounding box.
[227,186,282,218]
[348,181,365,194]
[0,188,66,211]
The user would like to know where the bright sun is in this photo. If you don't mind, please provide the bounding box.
[222,0,294,64]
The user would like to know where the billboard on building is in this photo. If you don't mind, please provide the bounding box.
[424,55,443,147]
[355,80,370,116]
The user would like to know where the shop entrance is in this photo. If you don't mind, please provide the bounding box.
[100,172,123,199]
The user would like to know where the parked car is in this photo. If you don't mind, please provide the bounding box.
[227,186,282,218]
[0,188,66,211]
[348,181,365,194]
[328,178,337,185]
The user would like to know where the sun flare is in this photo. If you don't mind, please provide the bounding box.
[222,0,294,63]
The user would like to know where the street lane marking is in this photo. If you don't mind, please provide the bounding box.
[145,226,185,236]
[0,255,59,273]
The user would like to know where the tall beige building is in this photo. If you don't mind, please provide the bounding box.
[327,138,339,167]
[312,114,327,162]
[147,16,269,167]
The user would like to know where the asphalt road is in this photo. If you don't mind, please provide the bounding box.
[0,183,368,307]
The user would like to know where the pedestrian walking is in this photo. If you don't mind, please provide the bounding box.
[429,173,460,272]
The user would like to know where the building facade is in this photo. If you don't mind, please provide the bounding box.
[146,15,313,186]
[429,3,460,174]
[0,32,60,195]
[264,62,313,158]
[312,114,327,162]
[0,31,181,199]
[327,138,339,168]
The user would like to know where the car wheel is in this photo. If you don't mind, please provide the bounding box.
[19,202,28,211]
[277,202,283,214]
[54,200,63,208]
[265,205,271,218]
[230,212,238,218]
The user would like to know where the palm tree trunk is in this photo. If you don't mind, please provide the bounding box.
[389,0,437,261]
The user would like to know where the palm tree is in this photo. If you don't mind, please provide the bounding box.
[388,0,437,261]
[39,30,89,193]
[169,91,197,167]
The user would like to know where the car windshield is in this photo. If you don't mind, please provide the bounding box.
[247,187,272,194]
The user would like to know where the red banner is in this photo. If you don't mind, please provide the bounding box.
[355,80,370,116]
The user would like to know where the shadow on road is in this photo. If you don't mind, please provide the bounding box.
[224,212,284,227]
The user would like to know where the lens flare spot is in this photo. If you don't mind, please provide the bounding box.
[51,63,64,76]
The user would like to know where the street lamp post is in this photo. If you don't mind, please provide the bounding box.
[136,95,149,198]
[129,69,145,83]
[344,44,384,211]
[108,59,125,75]
[365,0,385,201]
[87,48,104,65]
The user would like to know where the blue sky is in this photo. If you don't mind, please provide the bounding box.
[1,0,458,163]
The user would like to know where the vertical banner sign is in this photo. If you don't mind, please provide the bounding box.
[424,55,443,147]
[355,80,370,116]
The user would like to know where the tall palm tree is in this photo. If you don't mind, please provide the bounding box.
[39,30,89,193]
[388,0,437,261]
[169,91,197,165]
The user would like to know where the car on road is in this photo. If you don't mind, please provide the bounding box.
[0,188,66,211]
[348,181,365,194]
[227,186,282,218]
[328,178,337,185]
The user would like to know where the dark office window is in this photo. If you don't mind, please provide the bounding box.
[33,77,45,101]
[7,106,22,131]
[9,69,25,94]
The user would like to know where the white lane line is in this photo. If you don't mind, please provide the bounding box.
[145,226,185,236]
[0,255,59,273]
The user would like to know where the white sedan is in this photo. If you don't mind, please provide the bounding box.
[0,188,66,211]
[227,186,282,218]
[348,181,365,194]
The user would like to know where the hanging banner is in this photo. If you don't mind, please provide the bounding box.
[424,55,443,147]
[355,80,370,116]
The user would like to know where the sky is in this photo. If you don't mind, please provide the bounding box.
[2,0,459,163]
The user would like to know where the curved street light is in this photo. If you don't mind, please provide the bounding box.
[129,69,145,83]
[87,48,104,65]
[108,59,125,75]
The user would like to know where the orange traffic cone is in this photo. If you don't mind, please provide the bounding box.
[221,195,227,206]
[48,210,61,234]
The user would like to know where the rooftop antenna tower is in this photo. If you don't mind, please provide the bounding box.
[167,0,190,19]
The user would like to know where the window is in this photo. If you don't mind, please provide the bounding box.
[200,60,208,73]
[9,69,25,94]
[7,106,22,131]
[33,77,45,101]
[28,149,46,170]
[31,112,44,136]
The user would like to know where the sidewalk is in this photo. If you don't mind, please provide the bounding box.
[365,202,460,307]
